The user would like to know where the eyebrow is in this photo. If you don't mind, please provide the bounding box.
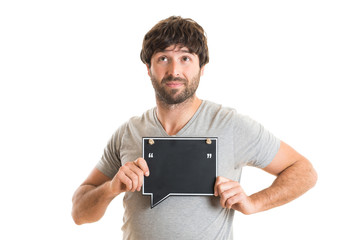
[160,48,192,54]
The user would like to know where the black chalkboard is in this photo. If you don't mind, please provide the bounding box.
[142,137,217,208]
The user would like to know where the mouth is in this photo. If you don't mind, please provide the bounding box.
[165,81,184,88]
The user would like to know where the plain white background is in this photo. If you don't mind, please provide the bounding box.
[1,0,359,239]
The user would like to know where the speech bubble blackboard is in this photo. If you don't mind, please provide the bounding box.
[142,137,217,208]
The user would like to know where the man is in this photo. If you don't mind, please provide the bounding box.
[72,16,317,239]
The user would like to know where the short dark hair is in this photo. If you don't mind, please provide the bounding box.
[140,16,209,68]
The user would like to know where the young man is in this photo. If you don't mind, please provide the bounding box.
[72,16,317,239]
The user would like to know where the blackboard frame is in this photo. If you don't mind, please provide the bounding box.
[142,137,218,208]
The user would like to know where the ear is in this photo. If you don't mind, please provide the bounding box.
[146,64,151,77]
[200,65,206,76]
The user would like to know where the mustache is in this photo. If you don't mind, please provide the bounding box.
[161,75,187,84]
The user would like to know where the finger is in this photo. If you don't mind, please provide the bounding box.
[222,185,244,209]
[121,163,142,192]
[217,181,238,198]
[218,183,242,208]
[118,170,132,192]
[214,176,230,196]
[123,167,141,192]
[128,163,146,191]
[135,158,150,177]
[225,193,243,209]
[219,187,238,208]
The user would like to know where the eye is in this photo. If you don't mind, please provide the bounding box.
[158,56,168,62]
[182,56,191,62]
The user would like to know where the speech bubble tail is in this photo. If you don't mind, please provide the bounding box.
[151,193,170,208]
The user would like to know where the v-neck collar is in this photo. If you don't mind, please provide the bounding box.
[152,100,206,137]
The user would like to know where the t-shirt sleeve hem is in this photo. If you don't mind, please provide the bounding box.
[257,138,281,169]
[96,162,117,179]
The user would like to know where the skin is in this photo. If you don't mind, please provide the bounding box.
[214,141,317,214]
[71,44,317,225]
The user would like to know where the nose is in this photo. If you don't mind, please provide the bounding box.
[167,60,181,77]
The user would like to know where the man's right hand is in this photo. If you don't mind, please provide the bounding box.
[72,158,149,225]
[110,158,150,195]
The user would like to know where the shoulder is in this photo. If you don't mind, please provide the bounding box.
[115,107,158,138]
[202,100,261,130]
[202,100,244,122]
[124,107,156,126]
[202,100,237,116]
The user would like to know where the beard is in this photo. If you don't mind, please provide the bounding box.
[150,71,201,105]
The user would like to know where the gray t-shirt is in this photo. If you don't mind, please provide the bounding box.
[96,100,280,240]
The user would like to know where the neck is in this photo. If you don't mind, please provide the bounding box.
[156,95,202,136]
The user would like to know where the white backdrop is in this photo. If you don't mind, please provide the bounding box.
[1,0,359,239]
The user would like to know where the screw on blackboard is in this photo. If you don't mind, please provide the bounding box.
[149,139,155,145]
[206,138,212,144]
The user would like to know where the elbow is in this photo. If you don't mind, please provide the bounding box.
[309,166,318,189]
[72,202,90,225]
[73,218,83,226]
[304,159,318,190]
[71,197,84,225]
[300,157,318,190]
[71,206,101,225]
[72,210,84,225]
[298,158,318,191]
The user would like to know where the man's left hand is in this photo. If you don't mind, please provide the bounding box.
[214,176,257,215]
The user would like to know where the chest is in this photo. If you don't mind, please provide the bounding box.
[119,125,242,181]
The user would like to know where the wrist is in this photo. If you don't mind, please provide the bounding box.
[231,193,261,215]
[247,193,264,214]
[104,181,120,200]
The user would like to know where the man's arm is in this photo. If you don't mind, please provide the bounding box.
[214,141,317,214]
[71,158,149,225]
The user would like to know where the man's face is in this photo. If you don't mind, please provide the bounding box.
[147,45,205,105]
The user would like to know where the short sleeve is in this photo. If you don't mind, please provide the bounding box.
[234,114,280,168]
[96,123,126,178]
